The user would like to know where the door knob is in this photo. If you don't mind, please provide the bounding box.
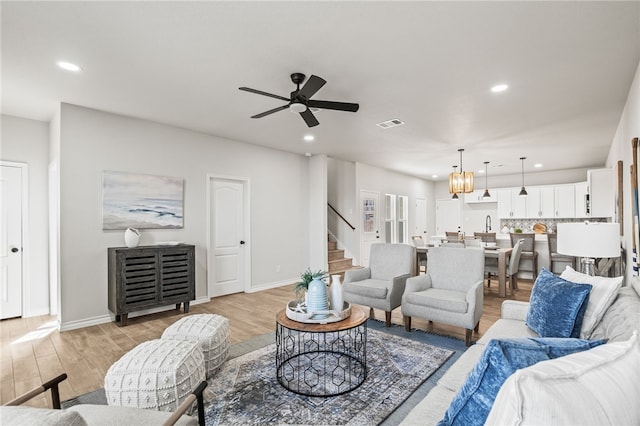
[240,240,245,245]
[10,247,19,253]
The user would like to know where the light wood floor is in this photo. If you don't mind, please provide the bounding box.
[0,279,532,408]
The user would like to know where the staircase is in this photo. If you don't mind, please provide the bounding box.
[328,239,361,279]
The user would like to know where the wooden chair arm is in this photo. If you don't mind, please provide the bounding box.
[6,373,68,409]
[161,380,208,426]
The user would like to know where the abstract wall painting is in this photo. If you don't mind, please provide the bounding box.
[102,171,184,230]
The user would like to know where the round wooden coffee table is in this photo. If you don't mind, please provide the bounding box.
[275,306,367,396]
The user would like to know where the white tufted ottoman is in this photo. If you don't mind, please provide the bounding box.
[104,339,205,412]
[161,314,230,378]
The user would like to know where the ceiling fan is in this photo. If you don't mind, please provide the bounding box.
[239,73,359,127]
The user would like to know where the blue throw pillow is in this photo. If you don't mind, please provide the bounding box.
[437,337,606,426]
[526,268,592,338]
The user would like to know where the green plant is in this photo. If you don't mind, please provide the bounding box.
[295,268,327,293]
[514,228,523,233]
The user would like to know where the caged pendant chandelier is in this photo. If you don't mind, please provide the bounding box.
[450,165,459,199]
[449,149,474,197]
[518,157,528,197]
[482,161,491,198]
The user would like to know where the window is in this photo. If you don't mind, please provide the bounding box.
[385,193,408,243]
[384,194,396,243]
[397,195,408,244]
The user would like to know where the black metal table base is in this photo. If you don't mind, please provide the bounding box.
[275,324,367,396]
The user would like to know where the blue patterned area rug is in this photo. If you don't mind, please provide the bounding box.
[204,321,464,425]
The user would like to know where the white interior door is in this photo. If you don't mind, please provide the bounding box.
[209,179,247,297]
[415,198,427,239]
[1,164,24,319]
[436,198,462,236]
[360,190,380,267]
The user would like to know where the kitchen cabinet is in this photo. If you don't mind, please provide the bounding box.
[497,188,527,218]
[464,189,497,203]
[526,186,554,218]
[588,168,614,218]
[574,181,589,218]
[554,184,575,218]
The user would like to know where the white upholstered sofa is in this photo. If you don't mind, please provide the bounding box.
[401,275,640,425]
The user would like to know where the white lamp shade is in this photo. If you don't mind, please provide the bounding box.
[557,222,620,258]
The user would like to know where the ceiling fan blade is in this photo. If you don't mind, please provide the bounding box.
[297,75,326,100]
[300,109,319,127]
[239,87,289,102]
[251,104,289,118]
[307,100,360,112]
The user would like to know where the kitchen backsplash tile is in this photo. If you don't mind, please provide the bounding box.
[499,217,607,234]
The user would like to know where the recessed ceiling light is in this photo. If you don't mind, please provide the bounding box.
[57,61,82,72]
[303,135,314,142]
[304,152,312,157]
[478,169,485,174]
[534,163,543,168]
[431,174,438,179]
[491,84,508,93]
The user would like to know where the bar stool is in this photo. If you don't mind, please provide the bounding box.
[547,233,576,274]
[510,233,538,282]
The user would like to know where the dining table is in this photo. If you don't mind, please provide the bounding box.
[415,246,513,298]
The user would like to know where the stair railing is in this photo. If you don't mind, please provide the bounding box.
[328,203,355,231]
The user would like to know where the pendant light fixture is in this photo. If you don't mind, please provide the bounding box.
[450,165,459,199]
[519,157,528,197]
[449,149,474,197]
[482,161,491,198]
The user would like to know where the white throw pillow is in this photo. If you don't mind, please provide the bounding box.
[485,332,640,426]
[560,266,623,339]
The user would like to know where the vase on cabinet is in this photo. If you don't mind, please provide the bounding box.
[124,227,140,248]
[330,275,343,311]
[306,278,328,319]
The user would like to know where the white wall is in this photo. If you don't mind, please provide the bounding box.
[57,104,310,328]
[606,60,640,283]
[327,158,357,261]
[1,114,51,316]
[308,154,327,271]
[355,162,435,260]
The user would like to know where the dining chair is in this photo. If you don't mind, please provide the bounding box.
[441,241,465,248]
[510,233,538,281]
[445,231,461,242]
[464,238,483,248]
[547,233,576,273]
[473,232,497,243]
[485,239,524,293]
[474,232,498,282]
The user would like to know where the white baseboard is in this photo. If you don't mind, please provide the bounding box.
[59,296,210,331]
[245,278,296,293]
[22,308,51,318]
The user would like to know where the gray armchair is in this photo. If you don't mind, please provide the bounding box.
[401,246,484,346]
[343,243,415,327]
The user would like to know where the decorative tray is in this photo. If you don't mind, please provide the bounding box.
[285,301,351,324]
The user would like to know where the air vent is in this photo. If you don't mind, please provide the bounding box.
[376,119,405,129]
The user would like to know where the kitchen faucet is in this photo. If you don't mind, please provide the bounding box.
[485,215,492,233]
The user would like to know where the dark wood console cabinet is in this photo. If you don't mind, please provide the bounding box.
[108,245,195,326]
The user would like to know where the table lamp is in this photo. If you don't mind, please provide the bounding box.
[557,222,620,276]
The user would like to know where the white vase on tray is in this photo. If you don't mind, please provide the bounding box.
[330,274,343,312]
[306,278,328,319]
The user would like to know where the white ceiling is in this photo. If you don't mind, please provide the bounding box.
[2,1,639,181]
